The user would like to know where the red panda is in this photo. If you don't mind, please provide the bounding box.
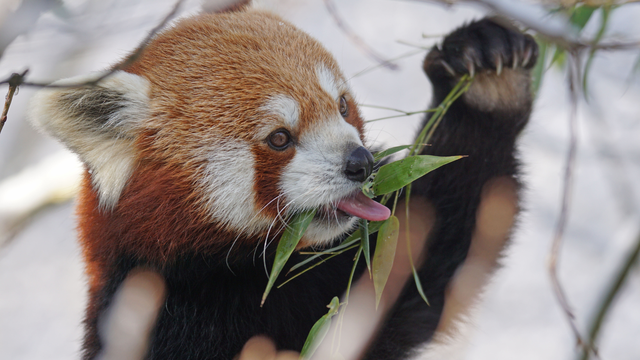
[28,7,537,360]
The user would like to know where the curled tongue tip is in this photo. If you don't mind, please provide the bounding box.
[336,191,391,222]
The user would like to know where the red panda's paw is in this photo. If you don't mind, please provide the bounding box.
[424,17,538,114]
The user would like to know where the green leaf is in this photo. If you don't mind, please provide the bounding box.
[403,183,430,306]
[362,180,375,199]
[372,216,399,309]
[630,54,640,84]
[288,220,385,274]
[300,296,340,359]
[583,6,611,96]
[261,209,316,306]
[550,47,566,69]
[372,155,462,196]
[531,38,547,97]
[412,270,430,306]
[373,145,413,162]
[360,219,371,276]
[278,244,359,289]
[569,5,598,30]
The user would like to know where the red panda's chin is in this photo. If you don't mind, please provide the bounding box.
[300,211,359,246]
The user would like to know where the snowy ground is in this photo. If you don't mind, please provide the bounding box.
[0,0,639,359]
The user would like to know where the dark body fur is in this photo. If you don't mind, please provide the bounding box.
[82,18,537,360]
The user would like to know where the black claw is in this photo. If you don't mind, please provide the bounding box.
[424,17,539,78]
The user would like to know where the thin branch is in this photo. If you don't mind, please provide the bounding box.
[0,70,28,135]
[351,49,424,78]
[0,0,185,135]
[415,0,640,51]
[547,52,600,358]
[0,0,185,89]
[580,229,640,360]
[323,0,399,70]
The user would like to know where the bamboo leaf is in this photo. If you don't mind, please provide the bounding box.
[569,5,597,30]
[634,54,640,74]
[261,209,316,306]
[300,296,340,359]
[362,180,375,198]
[360,219,371,276]
[550,47,566,69]
[372,155,462,196]
[278,245,359,289]
[531,38,547,97]
[583,6,611,96]
[288,221,385,274]
[412,270,430,306]
[372,216,399,309]
[373,145,413,162]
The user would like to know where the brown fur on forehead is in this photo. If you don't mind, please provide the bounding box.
[124,11,349,155]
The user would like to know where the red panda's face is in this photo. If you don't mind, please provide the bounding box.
[29,11,378,247]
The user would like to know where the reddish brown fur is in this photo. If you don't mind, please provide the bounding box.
[78,10,369,290]
[120,11,366,227]
[342,95,366,143]
[251,143,295,217]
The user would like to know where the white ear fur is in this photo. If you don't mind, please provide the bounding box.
[28,70,150,210]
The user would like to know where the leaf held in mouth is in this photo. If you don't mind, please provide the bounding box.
[372,155,462,196]
[373,144,413,162]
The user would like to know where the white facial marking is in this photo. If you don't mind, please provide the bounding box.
[316,64,341,100]
[198,137,271,235]
[261,94,300,128]
[280,115,364,244]
[28,71,149,210]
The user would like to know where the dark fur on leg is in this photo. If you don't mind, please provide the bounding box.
[364,18,537,359]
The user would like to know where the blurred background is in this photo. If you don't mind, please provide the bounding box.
[0,0,639,359]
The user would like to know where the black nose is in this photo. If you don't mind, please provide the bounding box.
[344,146,374,183]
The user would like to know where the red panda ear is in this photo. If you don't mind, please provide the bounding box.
[29,70,149,210]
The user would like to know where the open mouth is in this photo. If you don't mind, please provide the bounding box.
[314,191,390,224]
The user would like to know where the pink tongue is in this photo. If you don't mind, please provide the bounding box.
[336,192,391,221]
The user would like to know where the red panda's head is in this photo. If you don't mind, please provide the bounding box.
[29,10,388,252]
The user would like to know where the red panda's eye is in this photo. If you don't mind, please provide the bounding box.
[339,96,348,117]
[267,130,291,150]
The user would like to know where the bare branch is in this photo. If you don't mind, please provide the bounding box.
[580,229,640,360]
[323,0,399,71]
[0,0,185,89]
[415,0,640,51]
[547,52,600,359]
[0,0,185,135]
[0,70,28,135]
